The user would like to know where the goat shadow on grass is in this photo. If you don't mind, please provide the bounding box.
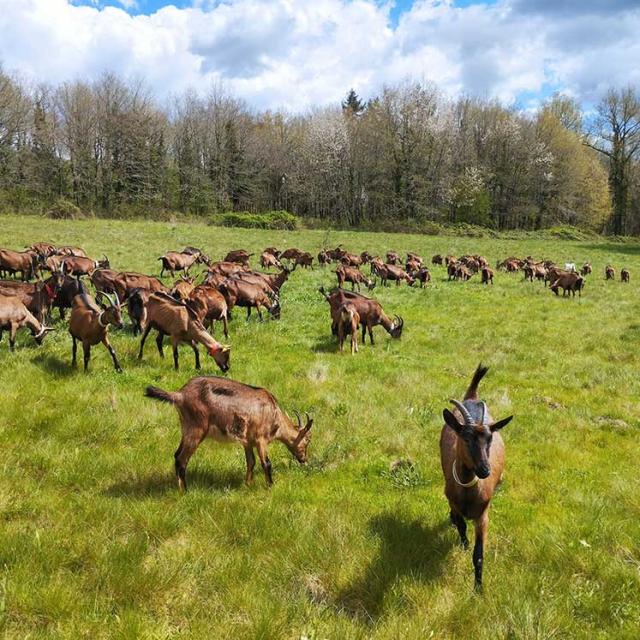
[31,352,75,377]
[335,514,452,622]
[105,468,244,498]
[311,336,339,354]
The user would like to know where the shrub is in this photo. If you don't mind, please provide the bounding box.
[46,198,84,220]
[211,210,297,230]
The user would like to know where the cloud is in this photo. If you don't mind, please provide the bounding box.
[0,0,638,111]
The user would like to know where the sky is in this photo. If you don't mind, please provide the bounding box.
[0,0,638,112]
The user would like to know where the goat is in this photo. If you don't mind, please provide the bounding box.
[138,292,230,372]
[432,254,443,266]
[263,246,280,258]
[320,287,403,345]
[232,267,291,296]
[581,262,592,276]
[385,263,415,286]
[386,251,401,265]
[206,261,249,278]
[318,249,331,266]
[159,250,208,278]
[455,265,473,281]
[69,291,124,372]
[0,295,53,350]
[550,272,584,297]
[223,249,253,266]
[440,364,513,589]
[28,242,57,257]
[621,268,630,283]
[339,252,363,267]
[336,265,375,292]
[188,284,230,338]
[481,266,494,285]
[0,273,63,322]
[280,247,305,263]
[170,276,196,301]
[93,270,168,301]
[57,246,87,257]
[52,275,83,320]
[62,255,109,277]
[0,249,40,280]
[337,302,359,354]
[127,288,150,336]
[260,251,282,270]
[605,265,615,280]
[295,252,314,268]
[413,267,431,288]
[219,279,280,320]
[145,377,313,490]
[360,251,373,264]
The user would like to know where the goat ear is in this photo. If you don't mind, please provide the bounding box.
[443,409,463,433]
[490,415,513,432]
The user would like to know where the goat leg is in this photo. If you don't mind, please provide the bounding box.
[473,511,488,590]
[103,337,122,373]
[244,446,256,485]
[256,440,273,486]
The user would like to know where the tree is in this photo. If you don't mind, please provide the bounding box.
[342,89,365,116]
[586,87,640,234]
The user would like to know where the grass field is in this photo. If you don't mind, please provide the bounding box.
[0,214,639,639]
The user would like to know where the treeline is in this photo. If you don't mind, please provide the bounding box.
[1,66,639,233]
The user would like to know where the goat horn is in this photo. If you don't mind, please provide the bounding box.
[293,410,303,429]
[450,399,473,425]
[480,401,489,425]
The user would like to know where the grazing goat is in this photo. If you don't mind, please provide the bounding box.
[159,249,208,278]
[280,247,305,263]
[0,295,53,350]
[207,261,249,278]
[0,274,63,322]
[0,249,40,280]
[318,249,331,266]
[138,292,230,372]
[432,254,443,266]
[224,249,253,266]
[170,276,196,301]
[550,272,584,297]
[69,292,124,372]
[581,262,592,276]
[440,364,513,589]
[320,287,403,345]
[339,252,363,267]
[413,267,431,288]
[337,302,359,354]
[336,265,375,292]
[260,251,281,270]
[385,263,415,286]
[295,252,314,268]
[219,279,280,320]
[481,266,494,285]
[62,255,109,277]
[605,265,615,280]
[145,377,313,490]
[127,288,150,336]
[621,268,630,283]
[28,242,57,257]
[188,285,230,338]
[57,246,87,257]
[386,251,401,265]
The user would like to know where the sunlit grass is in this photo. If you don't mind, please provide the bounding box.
[0,215,639,638]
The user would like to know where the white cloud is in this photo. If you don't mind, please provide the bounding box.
[0,0,638,111]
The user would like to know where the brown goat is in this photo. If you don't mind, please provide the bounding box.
[260,251,282,270]
[62,255,109,277]
[386,251,401,265]
[170,276,196,301]
[0,295,53,350]
[295,252,314,268]
[385,263,415,286]
[481,266,494,285]
[621,268,630,283]
[320,287,403,344]
[0,274,63,322]
[188,284,230,338]
[318,249,331,266]
[69,292,124,372]
[57,246,87,257]
[138,292,230,372]
[440,364,513,589]
[220,279,280,320]
[280,247,305,262]
[412,267,431,288]
[207,261,249,278]
[28,242,57,257]
[127,288,150,336]
[337,301,359,354]
[224,249,253,266]
[336,265,375,292]
[159,250,207,278]
[550,272,584,297]
[0,249,40,280]
[605,265,615,280]
[581,262,592,276]
[432,254,443,266]
[145,376,313,490]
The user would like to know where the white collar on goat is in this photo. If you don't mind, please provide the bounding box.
[452,460,478,487]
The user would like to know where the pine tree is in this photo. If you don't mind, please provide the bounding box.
[342,89,365,115]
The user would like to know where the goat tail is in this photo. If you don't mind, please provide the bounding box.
[145,385,179,404]
[464,363,489,400]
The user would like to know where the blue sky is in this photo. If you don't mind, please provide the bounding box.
[3,0,639,112]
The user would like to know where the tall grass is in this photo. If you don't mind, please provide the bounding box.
[0,215,638,639]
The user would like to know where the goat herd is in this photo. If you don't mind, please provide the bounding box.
[0,240,628,588]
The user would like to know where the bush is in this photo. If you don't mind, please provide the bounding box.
[46,198,84,220]
[211,210,297,230]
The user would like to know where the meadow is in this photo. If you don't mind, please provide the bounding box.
[0,214,639,639]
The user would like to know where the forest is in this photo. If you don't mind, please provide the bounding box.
[1,65,639,234]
